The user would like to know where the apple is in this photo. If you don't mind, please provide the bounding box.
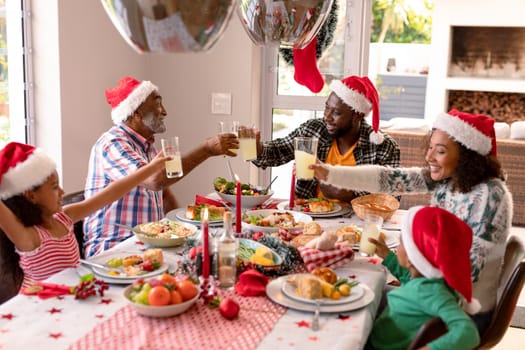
[219,298,240,320]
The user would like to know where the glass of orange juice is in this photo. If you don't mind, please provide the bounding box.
[161,136,183,178]
[238,125,257,161]
[294,137,318,180]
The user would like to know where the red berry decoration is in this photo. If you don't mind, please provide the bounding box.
[219,298,240,320]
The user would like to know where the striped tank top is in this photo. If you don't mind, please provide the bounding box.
[17,212,80,288]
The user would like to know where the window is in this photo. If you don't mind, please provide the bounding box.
[1,0,31,147]
[260,0,433,198]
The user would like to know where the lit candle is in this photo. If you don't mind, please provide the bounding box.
[235,174,242,234]
[289,164,296,209]
[201,207,210,278]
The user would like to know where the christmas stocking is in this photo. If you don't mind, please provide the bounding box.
[293,36,324,93]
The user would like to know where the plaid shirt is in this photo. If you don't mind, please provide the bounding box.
[83,124,163,257]
[252,118,400,199]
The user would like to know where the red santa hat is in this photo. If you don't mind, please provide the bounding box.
[105,76,158,125]
[402,206,481,314]
[433,109,497,156]
[0,142,56,200]
[329,76,382,144]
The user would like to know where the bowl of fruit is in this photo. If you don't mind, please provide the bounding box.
[213,177,273,209]
[124,273,200,317]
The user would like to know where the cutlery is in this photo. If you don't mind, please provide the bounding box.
[79,259,122,275]
[226,159,236,181]
[264,176,278,193]
[312,299,321,331]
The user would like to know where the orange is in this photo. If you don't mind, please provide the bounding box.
[177,279,198,301]
[331,290,341,300]
[148,286,171,306]
[170,290,183,305]
[159,273,177,287]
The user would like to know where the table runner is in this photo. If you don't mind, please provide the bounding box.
[69,290,286,350]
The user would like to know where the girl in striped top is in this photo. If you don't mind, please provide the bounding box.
[0,142,168,300]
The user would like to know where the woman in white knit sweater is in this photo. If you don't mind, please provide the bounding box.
[311,109,513,335]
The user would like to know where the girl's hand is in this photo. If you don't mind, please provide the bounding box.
[308,161,329,181]
[368,236,391,259]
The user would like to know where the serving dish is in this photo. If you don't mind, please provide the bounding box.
[242,209,313,233]
[133,221,198,247]
[238,238,283,271]
[123,284,199,317]
[216,189,273,208]
[166,208,225,227]
[276,201,352,218]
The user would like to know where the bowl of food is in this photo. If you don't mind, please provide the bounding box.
[213,177,273,208]
[238,238,283,271]
[242,209,312,233]
[124,274,200,317]
[133,220,198,247]
[351,193,400,221]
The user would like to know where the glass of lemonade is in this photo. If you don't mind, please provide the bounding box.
[294,137,318,180]
[161,136,183,178]
[238,125,257,161]
[219,121,239,154]
[359,213,384,256]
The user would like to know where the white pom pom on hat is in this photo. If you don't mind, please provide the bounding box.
[329,76,383,144]
[402,206,481,314]
[105,76,158,125]
[0,142,56,199]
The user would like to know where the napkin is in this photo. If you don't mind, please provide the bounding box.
[21,281,72,299]
[195,195,225,207]
[234,269,270,297]
[297,246,355,272]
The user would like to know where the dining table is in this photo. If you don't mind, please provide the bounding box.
[0,204,405,350]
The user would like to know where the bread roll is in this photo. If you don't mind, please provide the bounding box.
[303,222,322,236]
[296,275,322,299]
[144,248,164,265]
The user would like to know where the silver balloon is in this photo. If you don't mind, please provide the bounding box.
[237,0,334,49]
[101,0,236,53]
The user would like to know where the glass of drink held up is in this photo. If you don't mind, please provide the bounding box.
[359,213,384,256]
[238,125,257,161]
[161,136,183,178]
[219,121,239,155]
[294,137,318,180]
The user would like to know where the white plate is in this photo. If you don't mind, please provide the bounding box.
[276,201,352,218]
[281,275,364,305]
[87,252,169,280]
[242,209,313,233]
[266,276,375,313]
[166,208,224,227]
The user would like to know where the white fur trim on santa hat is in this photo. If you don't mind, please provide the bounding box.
[111,81,158,125]
[324,164,382,193]
[461,296,482,315]
[0,148,56,199]
[329,80,372,115]
[369,131,384,144]
[401,206,443,279]
[433,112,492,156]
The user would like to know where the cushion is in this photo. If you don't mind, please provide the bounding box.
[510,121,525,139]
[380,117,430,133]
[494,122,510,139]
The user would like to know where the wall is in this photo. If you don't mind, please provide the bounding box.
[32,0,261,207]
[425,0,525,121]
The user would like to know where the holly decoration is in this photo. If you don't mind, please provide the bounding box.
[71,273,109,300]
[279,0,339,65]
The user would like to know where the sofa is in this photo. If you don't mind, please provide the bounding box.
[386,130,525,227]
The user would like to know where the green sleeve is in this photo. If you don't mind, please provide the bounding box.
[382,251,411,284]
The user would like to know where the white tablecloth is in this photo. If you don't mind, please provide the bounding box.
[0,213,396,350]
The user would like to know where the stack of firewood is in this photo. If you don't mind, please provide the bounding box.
[448,91,525,123]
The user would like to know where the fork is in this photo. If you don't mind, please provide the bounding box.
[312,299,321,331]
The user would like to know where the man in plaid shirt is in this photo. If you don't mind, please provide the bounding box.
[83,77,238,257]
[253,76,399,202]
